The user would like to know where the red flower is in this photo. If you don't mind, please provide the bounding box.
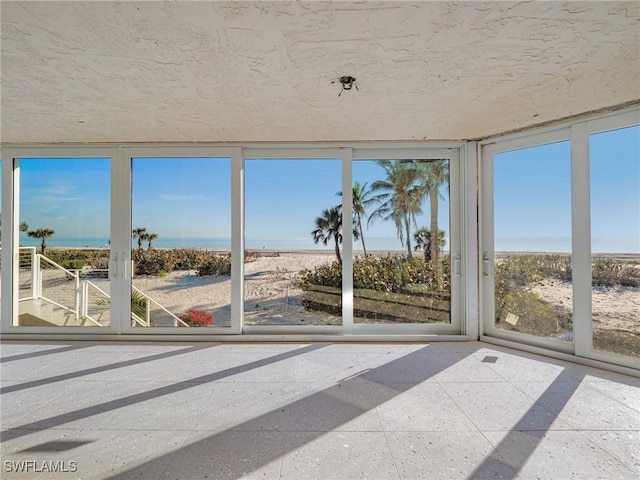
[179,309,213,327]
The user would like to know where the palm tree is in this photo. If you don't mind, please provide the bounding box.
[132,227,147,250]
[368,160,425,259]
[312,206,344,263]
[312,205,358,263]
[337,182,376,257]
[413,227,446,260]
[418,160,449,284]
[19,221,29,233]
[27,228,55,255]
[145,233,158,250]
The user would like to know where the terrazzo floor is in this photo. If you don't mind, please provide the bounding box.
[1,341,638,479]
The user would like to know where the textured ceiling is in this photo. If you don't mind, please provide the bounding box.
[1,1,638,144]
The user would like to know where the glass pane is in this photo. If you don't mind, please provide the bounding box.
[493,142,573,341]
[18,158,111,327]
[244,159,342,326]
[131,157,231,328]
[590,125,640,358]
[352,159,451,324]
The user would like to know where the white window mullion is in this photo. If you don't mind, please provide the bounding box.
[463,142,479,338]
[479,144,495,337]
[111,146,130,334]
[342,148,353,333]
[1,150,18,332]
[571,122,592,357]
[231,147,244,334]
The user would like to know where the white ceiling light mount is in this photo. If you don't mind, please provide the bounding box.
[333,76,358,97]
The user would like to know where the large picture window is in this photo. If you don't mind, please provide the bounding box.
[492,142,573,341]
[351,159,452,325]
[244,158,343,327]
[481,110,640,369]
[17,157,111,327]
[130,157,232,329]
[589,125,640,358]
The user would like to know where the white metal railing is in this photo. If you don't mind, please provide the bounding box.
[35,253,102,326]
[132,285,189,327]
[17,247,189,328]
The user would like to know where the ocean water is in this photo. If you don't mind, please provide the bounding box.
[16,235,640,254]
[495,237,639,254]
[17,236,417,252]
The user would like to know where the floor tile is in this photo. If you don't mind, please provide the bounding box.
[427,354,509,383]
[441,382,572,431]
[357,352,439,384]
[512,381,640,430]
[98,381,210,431]
[1,340,638,479]
[470,350,592,382]
[585,380,640,411]
[580,430,640,475]
[3,380,170,432]
[484,430,638,480]
[153,430,286,480]
[192,382,295,431]
[1,428,189,480]
[1,381,74,429]
[371,383,478,431]
[285,382,382,432]
[295,353,365,383]
[280,431,399,480]
[386,431,516,479]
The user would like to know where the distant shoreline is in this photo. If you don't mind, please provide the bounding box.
[14,245,640,261]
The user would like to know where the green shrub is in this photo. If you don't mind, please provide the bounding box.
[132,248,234,277]
[491,253,640,339]
[196,255,231,276]
[592,258,640,287]
[133,249,179,276]
[60,259,86,270]
[497,290,572,337]
[495,254,639,291]
[297,254,451,294]
[45,249,109,269]
[174,249,210,270]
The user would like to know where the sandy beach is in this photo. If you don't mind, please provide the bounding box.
[131,251,638,336]
[14,249,639,342]
[132,250,340,326]
[530,279,640,334]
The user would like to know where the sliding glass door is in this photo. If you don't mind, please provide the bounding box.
[482,112,640,368]
[350,158,454,328]
[122,148,240,333]
[2,144,466,337]
[487,140,573,345]
[588,125,639,359]
[9,153,115,329]
[243,157,344,328]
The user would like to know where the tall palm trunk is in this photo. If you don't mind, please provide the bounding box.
[429,191,440,288]
[404,214,412,259]
[357,213,368,257]
[333,233,342,263]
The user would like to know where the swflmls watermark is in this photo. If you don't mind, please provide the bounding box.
[4,460,78,473]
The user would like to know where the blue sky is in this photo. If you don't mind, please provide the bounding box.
[133,157,231,239]
[494,125,639,252]
[8,126,639,252]
[244,159,450,250]
[18,158,111,239]
[590,126,640,242]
